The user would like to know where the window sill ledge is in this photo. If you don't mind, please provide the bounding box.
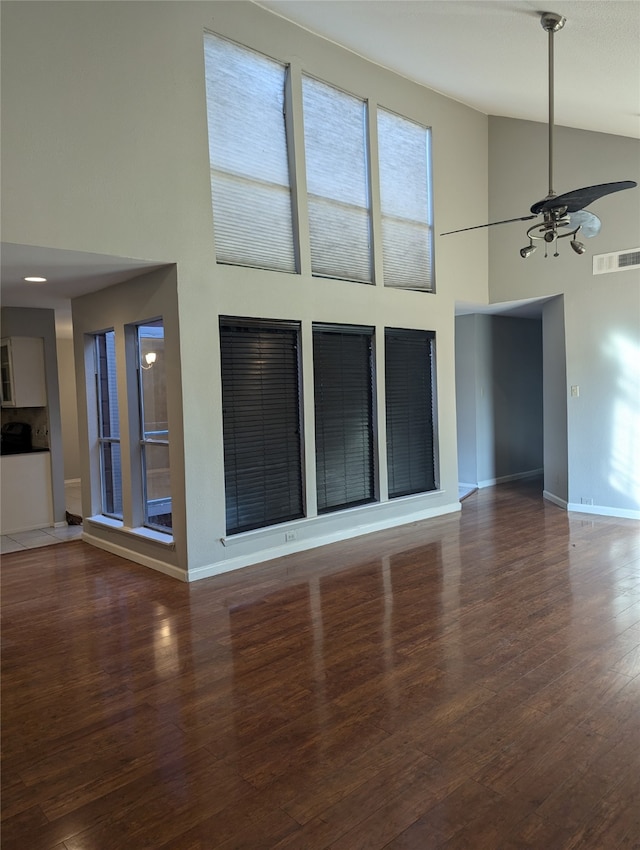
[87,515,174,548]
[221,489,445,548]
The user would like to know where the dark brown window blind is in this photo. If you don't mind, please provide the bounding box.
[220,320,303,534]
[313,324,375,512]
[385,328,436,497]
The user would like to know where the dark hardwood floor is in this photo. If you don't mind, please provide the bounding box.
[2,478,640,849]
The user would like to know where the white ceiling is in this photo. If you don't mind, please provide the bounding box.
[259,0,640,139]
[0,244,168,307]
[0,244,169,336]
[2,0,638,329]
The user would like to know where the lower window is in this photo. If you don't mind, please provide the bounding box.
[95,330,122,519]
[385,327,436,497]
[313,324,375,512]
[220,319,304,534]
[137,320,172,532]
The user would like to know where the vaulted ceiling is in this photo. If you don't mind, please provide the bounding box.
[259,0,640,139]
[2,0,638,328]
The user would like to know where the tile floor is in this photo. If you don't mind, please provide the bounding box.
[1,481,84,554]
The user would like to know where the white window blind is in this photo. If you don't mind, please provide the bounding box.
[203,33,295,272]
[302,77,372,283]
[377,108,434,291]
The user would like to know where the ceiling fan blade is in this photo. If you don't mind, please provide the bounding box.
[531,180,637,215]
[561,210,602,238]
[441,215,536,236]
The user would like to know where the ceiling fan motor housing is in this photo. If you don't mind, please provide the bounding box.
[540,12,566,33]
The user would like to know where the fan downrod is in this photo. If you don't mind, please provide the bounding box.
[540,11,566,202]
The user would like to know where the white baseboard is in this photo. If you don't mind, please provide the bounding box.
[1,521,52,535]
[544,491,640,520]
[189,500,461,582]
[478,468,543,489]
[81,530,188,581]
[543,490,568,509]
[567,502,640,520]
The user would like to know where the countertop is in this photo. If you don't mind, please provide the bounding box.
[1,446,50,456]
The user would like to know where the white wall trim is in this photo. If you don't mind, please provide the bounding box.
[1,521,51,535]
[544,491,638,519]
[188,500,461,582]
[81,530,187,581]
[567,503,640,521]
[478,468,543,489]
[543,490,567,509]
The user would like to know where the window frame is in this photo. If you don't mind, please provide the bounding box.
[135,319,172,535]
[94,330,123,520]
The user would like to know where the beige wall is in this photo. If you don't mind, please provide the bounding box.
[72,266,184,578]
[56,337,81,481]
[489,118,640,515]
[2,1,490,577]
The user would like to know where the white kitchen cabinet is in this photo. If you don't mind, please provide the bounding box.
[0,337,47,407]
[1,452,53,533]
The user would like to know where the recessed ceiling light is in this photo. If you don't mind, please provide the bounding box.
[24,276,47,283]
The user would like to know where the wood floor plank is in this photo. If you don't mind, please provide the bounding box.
[2,478,639,848]
[535,731,640,834]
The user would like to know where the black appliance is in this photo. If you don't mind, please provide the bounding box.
[1,421,32,455]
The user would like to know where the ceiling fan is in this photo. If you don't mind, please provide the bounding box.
[441,11,637,258]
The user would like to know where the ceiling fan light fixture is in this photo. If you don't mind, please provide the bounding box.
[440,11,637,256]
[571,239,586,255]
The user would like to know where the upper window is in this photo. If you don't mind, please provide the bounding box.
[202,33,435,292]
[302,77,372,283]
[203,33,296,273]
[94,330,122,519]
[378,109,434,291]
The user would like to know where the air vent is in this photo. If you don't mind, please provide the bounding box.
[593,248,640,275]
